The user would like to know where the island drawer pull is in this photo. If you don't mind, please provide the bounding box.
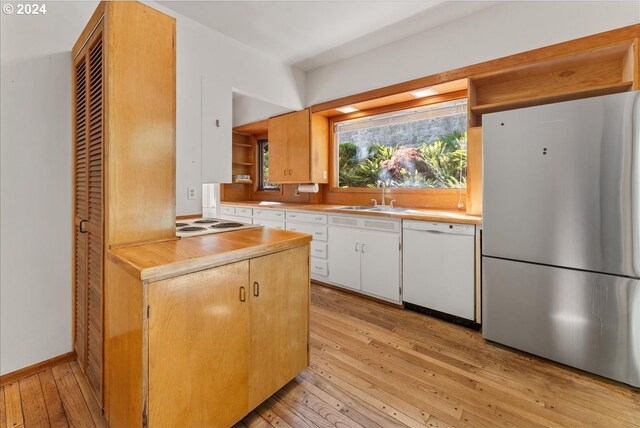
[253,281,260,297]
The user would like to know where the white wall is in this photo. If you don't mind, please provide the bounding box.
[306,1,640,105]
[0,1,99,375]
[233,93,292,127]
[146,1,305,215]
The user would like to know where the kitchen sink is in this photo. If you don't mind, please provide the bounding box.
[368,206,409,213]
[336,205,409,213]
[336,206,376,210]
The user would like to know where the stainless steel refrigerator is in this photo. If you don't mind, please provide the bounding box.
[482,91,640,387]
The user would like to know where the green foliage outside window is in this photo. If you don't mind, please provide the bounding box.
[338,130,467,189]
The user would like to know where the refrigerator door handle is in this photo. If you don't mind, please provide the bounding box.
[633,93,640,274]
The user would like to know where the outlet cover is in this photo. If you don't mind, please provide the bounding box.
[187,186,197,200]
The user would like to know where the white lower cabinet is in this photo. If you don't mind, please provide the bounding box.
[221,214,253,223]
[286,211,328,281]
[327,227,361,290]
[359,231,401,301]
[328,216,402,303]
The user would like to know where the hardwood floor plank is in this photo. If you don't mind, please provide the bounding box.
[241,410,271,428]
[18,375,50,428]
[50,364,94,428]
[0,387,7,428]
[262,395,316,428]
[311,333,469,425]
[254,401,292,428]
[276,380,364,428]
[298,370,409,428]
[309,358,436,427]
[4,382,23,428]
[68,362,106,428]
[38,371,68,428]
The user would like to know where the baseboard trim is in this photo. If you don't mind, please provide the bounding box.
[0,351,76,386]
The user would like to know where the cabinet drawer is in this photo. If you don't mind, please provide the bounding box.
[329,215,400,233]
[221,214,251,224]
[253,219,285,230]
[310,258,328,277]
[286,211,327,224]
[236,207,253,218]
[286,223,327,241]
[311,241,327,259]
[253,209,285,221]
[221,205,236,215]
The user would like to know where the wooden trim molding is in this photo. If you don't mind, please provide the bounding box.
[311,24,640,114]
[0,352,76,387]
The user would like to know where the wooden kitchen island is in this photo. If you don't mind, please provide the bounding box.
[104,228,312,428]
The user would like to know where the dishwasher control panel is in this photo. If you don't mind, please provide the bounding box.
[403,220,475,235]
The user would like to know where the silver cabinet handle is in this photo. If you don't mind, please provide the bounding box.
[275,213,283,217]
[355,243,360,252]
[314,249,322,253]
[290,214,297,218]
[361,244,367,253]
[315,217,323,221]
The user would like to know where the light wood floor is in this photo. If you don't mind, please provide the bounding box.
[0,361,107,428]
[5,284,640,427]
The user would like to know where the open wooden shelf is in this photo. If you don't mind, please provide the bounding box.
[468,39,637,126]
[471,81,633,115]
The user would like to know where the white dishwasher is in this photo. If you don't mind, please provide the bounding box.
[402,220,475,322]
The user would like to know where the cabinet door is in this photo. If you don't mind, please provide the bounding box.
[72,46,89,374]
[286,109,310,182]
[202,77,232,183]
[328,227,361,290]
[72,24,105,402]
[148,261,250,428]
[267,114,288,183]
[360,230,401,302]
[248,246,309,409]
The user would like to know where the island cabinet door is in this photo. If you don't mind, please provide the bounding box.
[148,260,250,428]
[248,245,310,409]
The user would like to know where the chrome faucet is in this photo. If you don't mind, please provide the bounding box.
[380,181,386,206]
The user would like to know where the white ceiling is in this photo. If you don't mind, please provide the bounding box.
[160,1,497,71]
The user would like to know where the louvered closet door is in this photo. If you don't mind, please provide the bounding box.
[72,24,104,403]
[72,50,88,372]
[85,29,104,401]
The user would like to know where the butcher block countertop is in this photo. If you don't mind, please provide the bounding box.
[107,228,312,283]
[224,201,482,225]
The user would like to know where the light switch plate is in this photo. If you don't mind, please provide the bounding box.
[187,186,197,200]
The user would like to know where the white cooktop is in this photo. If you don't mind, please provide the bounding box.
[176,218,262,238]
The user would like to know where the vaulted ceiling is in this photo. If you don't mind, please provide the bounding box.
[160,1,497,71]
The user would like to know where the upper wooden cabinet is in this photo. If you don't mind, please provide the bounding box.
[268,109,329,184]
[71,1,175,406]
